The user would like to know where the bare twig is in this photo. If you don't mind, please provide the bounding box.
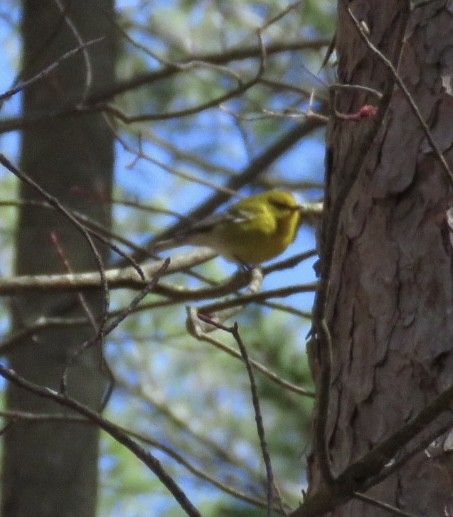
[230,321,276,516]
[353,492,421,517]
[188,307,314,398]
[197,282,317,315]
[0,38,103,104]
[50,231,97,330]
[197,316,278,516]
[54,0,93,103]
[0,363,201,517]
[0,153,110,362]
[345,3,453,185]
[61,258,170,402]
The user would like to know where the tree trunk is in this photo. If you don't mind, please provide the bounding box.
[2,2,116,515]
[309,1,453,515]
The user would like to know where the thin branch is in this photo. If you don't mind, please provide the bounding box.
[61,258,170,399]
[329,83,383,100]
[0,153,110,360]
[187,307,314,398]
[353,492,421,517]
[313,319,334,485]
[54,0,93,103]
[198,316,278,516]
[120,376,271,485]
[0,38,103,104]
[0,248,217,295]
[109,121,241,197]
[197,283,317,315]
[103,72,259,122]
[86,39,331,104]
[0,198,146,280]
[50,231,97,330]
[126,417,289,514]
[0,406,290,513]
[0,317,90,355]
[289,381,453,516]
[345,2,453,185]
[230,321,277,516]
[363,418,453,489]
[0,363,201,517]
[337,385,453,491]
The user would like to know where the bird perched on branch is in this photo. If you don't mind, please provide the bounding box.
[153,190,304,265]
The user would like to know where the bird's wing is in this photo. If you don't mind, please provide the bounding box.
[187,205,259,234]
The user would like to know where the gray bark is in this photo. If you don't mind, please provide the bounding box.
[2,2,116,515]
[309,1,453,515]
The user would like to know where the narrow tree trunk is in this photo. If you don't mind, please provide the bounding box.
[2,2,116,515]
[309,1,453,515]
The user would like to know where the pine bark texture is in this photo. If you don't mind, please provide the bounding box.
[2,2,116,516]
[309,1,453,515]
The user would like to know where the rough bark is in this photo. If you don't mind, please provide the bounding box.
[308,1,453,515]
[2,2,116,515]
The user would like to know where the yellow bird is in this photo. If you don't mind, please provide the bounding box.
[154,190,302,265]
